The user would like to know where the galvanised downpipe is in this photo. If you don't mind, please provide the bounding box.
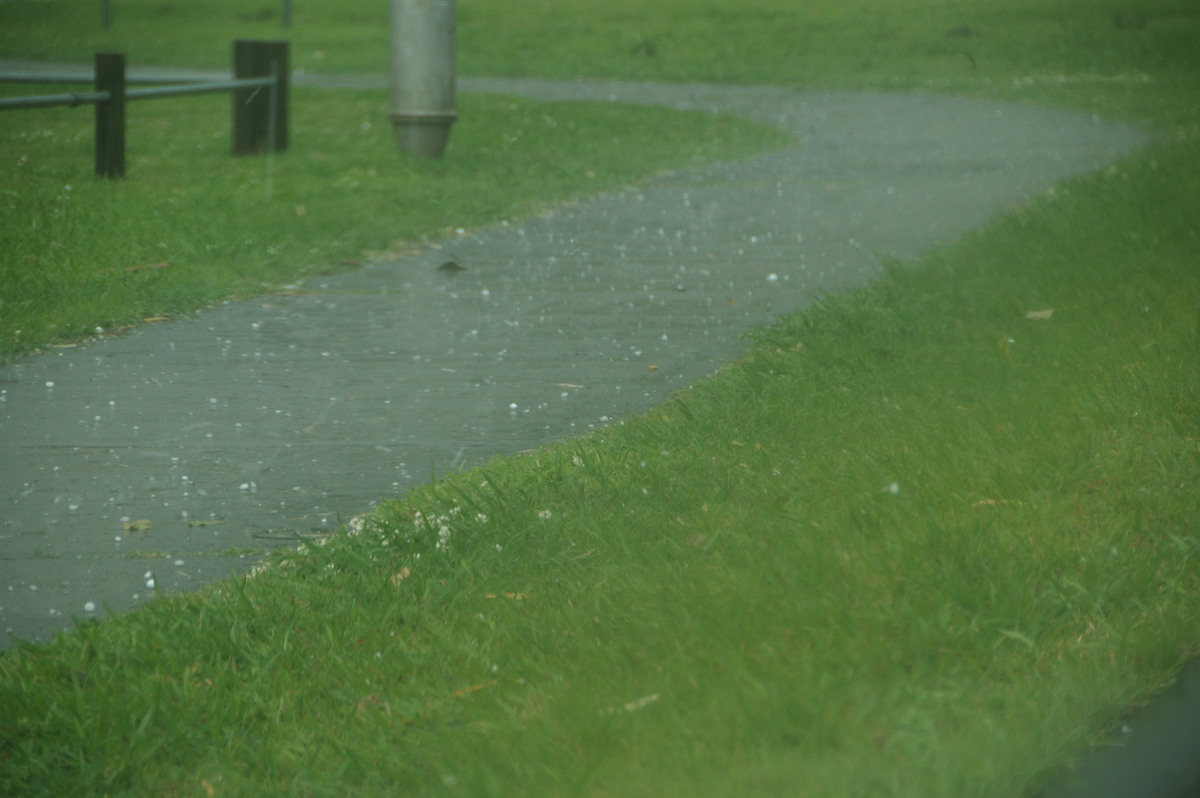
[388,0,456,159]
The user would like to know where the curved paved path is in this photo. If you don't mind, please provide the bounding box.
[0,69,1151,646]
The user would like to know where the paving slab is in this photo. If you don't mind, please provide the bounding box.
[0,71,1151,647]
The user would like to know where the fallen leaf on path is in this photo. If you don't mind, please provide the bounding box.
[187,519,225,527]
[122,519,152,532]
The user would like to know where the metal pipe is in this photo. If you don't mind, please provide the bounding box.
[388,0,457,159]
[126,77,272,101]
[0,78,273,110]
[0,91,109,110]
[0,73,255,86]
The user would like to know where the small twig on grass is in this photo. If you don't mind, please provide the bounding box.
[119,261,173,274]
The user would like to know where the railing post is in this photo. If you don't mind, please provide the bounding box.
[94,52,125,179]
[233,39,289,156]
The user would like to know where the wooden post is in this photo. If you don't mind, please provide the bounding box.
[233,40,289,155]
[94,52,125,178]
[267,40,289,152]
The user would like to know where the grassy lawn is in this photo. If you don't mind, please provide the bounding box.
[2,0,1199,796]
[2,0,1197,94]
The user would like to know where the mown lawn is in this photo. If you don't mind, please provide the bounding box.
[1,1,1197,796]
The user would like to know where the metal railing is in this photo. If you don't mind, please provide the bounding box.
[0,40,289,178]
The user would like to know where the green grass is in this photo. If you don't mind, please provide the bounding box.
[2,0,1199,795]
[0,90,789,360]
[3,0,1198,95]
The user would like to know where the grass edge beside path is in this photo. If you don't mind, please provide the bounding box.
[1,129,1197,796]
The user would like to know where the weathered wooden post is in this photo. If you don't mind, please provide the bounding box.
[232,39,289,155]
[389,0,457,159]
[94,52,125,178]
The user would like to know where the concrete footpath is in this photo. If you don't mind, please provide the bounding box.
[0,68,1151,647]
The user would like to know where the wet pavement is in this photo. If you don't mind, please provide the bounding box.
[1037,658,1200,798]
[0,69,1152,647]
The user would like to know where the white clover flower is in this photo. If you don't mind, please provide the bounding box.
[537,509,552,520]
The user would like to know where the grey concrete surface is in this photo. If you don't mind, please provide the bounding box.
[0,67,1152,647]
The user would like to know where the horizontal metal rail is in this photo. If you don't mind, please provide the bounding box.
[126,77,273,101]
[0,90,110,110]
[0,77,273,111]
